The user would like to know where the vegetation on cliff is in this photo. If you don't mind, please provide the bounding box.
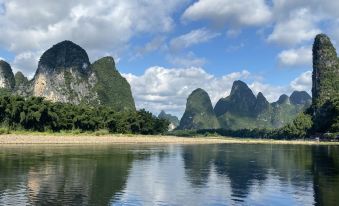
[91,57,135,111]
[180,81,310,130]
[178,88,219,130]
[173,34,338,139]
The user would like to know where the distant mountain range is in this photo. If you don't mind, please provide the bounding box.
[0,34,337,133]
[0,41,135,111]
[178,80,311,130]
[178,33,338,131]
[158,110,180,130]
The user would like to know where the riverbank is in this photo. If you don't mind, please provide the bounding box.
[0,134,338,145]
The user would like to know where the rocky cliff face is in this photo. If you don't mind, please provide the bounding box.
[32,41,97,104]
[311,34,339,132]
[0,40,136,111]
[214,80,256,117]
[178,88,219,130]
[254,92,270,115]
[0,60,15,89]
[312,34,339,112]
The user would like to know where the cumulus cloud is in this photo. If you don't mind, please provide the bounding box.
[134,36,167,58]
[182,0,272,27]
[278,46,312,67]
[0,0,188,75]
[11,51,41,78]
[290,70,312,92]
[123,67,251,116]
[169,28,220,51]
[249,82,288,103]
[123,66,311,117]
[167,52,206,67]
[267,8,321,46]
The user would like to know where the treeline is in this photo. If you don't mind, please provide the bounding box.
[0,95,169,134]
[171,97,339,139]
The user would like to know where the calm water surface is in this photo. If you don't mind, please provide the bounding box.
[0,143,338,206]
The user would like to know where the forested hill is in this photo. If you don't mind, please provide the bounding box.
[175,33,338,139]
[0,41,135,111]
[178,81,311,130]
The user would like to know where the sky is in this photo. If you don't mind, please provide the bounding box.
[0,0,339,117]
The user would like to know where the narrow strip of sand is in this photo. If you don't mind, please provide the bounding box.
[0,134,338,145]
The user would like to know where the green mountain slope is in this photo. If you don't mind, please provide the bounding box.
[178,88,220,130]
[91,57,135,111]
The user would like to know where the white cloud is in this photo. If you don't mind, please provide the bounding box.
[182,0,272,27]
[272,0,339,20]
[134,36,167,58]
[289,70,312,92]
[167,52,206,67]
[0,0,188,75]
[278,46,312,67]
[12,51,41,78]
[124,67,313,117]
[267,8,321,46]
[249,82,288,103]
[123,67,251,117]
[170,28,219,51]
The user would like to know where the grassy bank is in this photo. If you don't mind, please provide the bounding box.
[0,133,339,145]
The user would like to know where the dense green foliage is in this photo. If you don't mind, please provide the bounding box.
[0,95,168,134]
[172,108,337,139]
[311,97,339,133]
[91,57,135,111]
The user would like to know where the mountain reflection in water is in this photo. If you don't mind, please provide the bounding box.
[0,144,338,206]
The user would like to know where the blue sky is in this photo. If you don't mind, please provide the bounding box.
[0,0,338,116]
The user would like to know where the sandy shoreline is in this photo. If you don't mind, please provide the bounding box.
[0,134,338,145]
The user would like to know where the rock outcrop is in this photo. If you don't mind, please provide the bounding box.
[0,41,136,111]
[290,91,312,105]
[254,92,270,115]
[32,40,97,104]
[22,40,136,111]
[214,80,256,117]
[178,88,220,130]
[276,94,290,105]
[0,60,15,89]
[312,34,339,112]
[311,34,339,132]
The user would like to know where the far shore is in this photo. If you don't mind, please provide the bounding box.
[0,134,338,145]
